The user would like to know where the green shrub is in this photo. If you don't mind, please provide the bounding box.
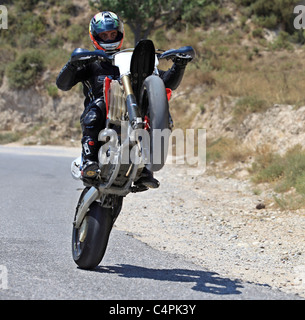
[270,31,294,51]
[253,158,284,183]
[252,145,305,197]
[22,13,46,37]
[176,0,222,28]
[59,14,71,27]
[61,0,79,16]
[295,173,305,195]
[18,33,38,48]
[252,28,264,38]
[49,35,64,49]
[255,14,278,29]
[233,95,268,120]
[235,0,302,43]
[0,132,21,144]
[46,84,59,98]
[13,0,40,11]
[44,48,70,70]
[1,11,46,46]
[67,24,86,44]
[279,146,305,191]
[6,50,45,89]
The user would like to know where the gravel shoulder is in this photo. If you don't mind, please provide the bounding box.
[115,161,305,298]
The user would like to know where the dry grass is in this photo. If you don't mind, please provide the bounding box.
[217,51,305,105]
[206,137,253,165]
[176,26,305,125]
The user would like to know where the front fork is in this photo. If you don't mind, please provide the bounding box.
[74,186,99,229]
[121,75,143,130]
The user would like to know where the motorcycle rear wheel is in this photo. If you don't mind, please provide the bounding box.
[72,199,113,270]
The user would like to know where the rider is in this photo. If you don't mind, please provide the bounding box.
[56,11,190,188]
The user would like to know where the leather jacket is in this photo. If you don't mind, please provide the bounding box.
[56,59,186,107]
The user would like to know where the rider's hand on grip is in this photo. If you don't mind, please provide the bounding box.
[173,54,193,66]
[69,57,95,68]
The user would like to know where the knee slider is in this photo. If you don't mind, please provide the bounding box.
[83,109,99,128]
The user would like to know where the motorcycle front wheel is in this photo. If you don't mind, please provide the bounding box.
[140,75,170,172]
[72,198,113,270]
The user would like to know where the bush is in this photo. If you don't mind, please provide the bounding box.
[13,0,40,11]
[6,50,45,89]
[59,14,71,27]
[22,13,46,37]
[233,95,268,120]
[252,145,305,196]
[255,14,278,29]
[252,28,264,38]
[1,11,46,46]
[181,0,222,27]
[49,35,64,49]
[236,0,300,34]
[270,31,294,50]
[61,0,79,16]
[47,84,59,98]
[0,132,21,144]
[67,24,86,44]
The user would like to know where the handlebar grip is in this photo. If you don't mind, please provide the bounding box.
[70,48,113,64]
[158,46,195,64]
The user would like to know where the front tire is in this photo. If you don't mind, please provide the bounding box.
[140,75,170,172]
[72,200,113,270]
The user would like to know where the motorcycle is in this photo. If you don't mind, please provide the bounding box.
[70,39,195,269]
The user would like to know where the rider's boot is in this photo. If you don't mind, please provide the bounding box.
[81,136,100,179]
[82,160,99,179]
[135,167,160,189]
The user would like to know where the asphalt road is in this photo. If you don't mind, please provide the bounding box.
[0,145,301,302]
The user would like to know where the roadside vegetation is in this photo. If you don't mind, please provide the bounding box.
[251,145,305,210]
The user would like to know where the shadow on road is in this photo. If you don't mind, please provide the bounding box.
[95,264,243,295]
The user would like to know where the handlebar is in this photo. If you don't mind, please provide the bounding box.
[158,46,195,61]
[70,45,196,65]
[70,48,113,64]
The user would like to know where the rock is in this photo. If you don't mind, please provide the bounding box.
[256,202,266,210]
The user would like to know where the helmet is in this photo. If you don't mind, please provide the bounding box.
[89,11,124,52]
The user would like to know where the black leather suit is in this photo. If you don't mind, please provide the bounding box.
[56,58,186,163]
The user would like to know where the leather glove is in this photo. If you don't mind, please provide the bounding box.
[69,57,95,68]
[173,54,193,66]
